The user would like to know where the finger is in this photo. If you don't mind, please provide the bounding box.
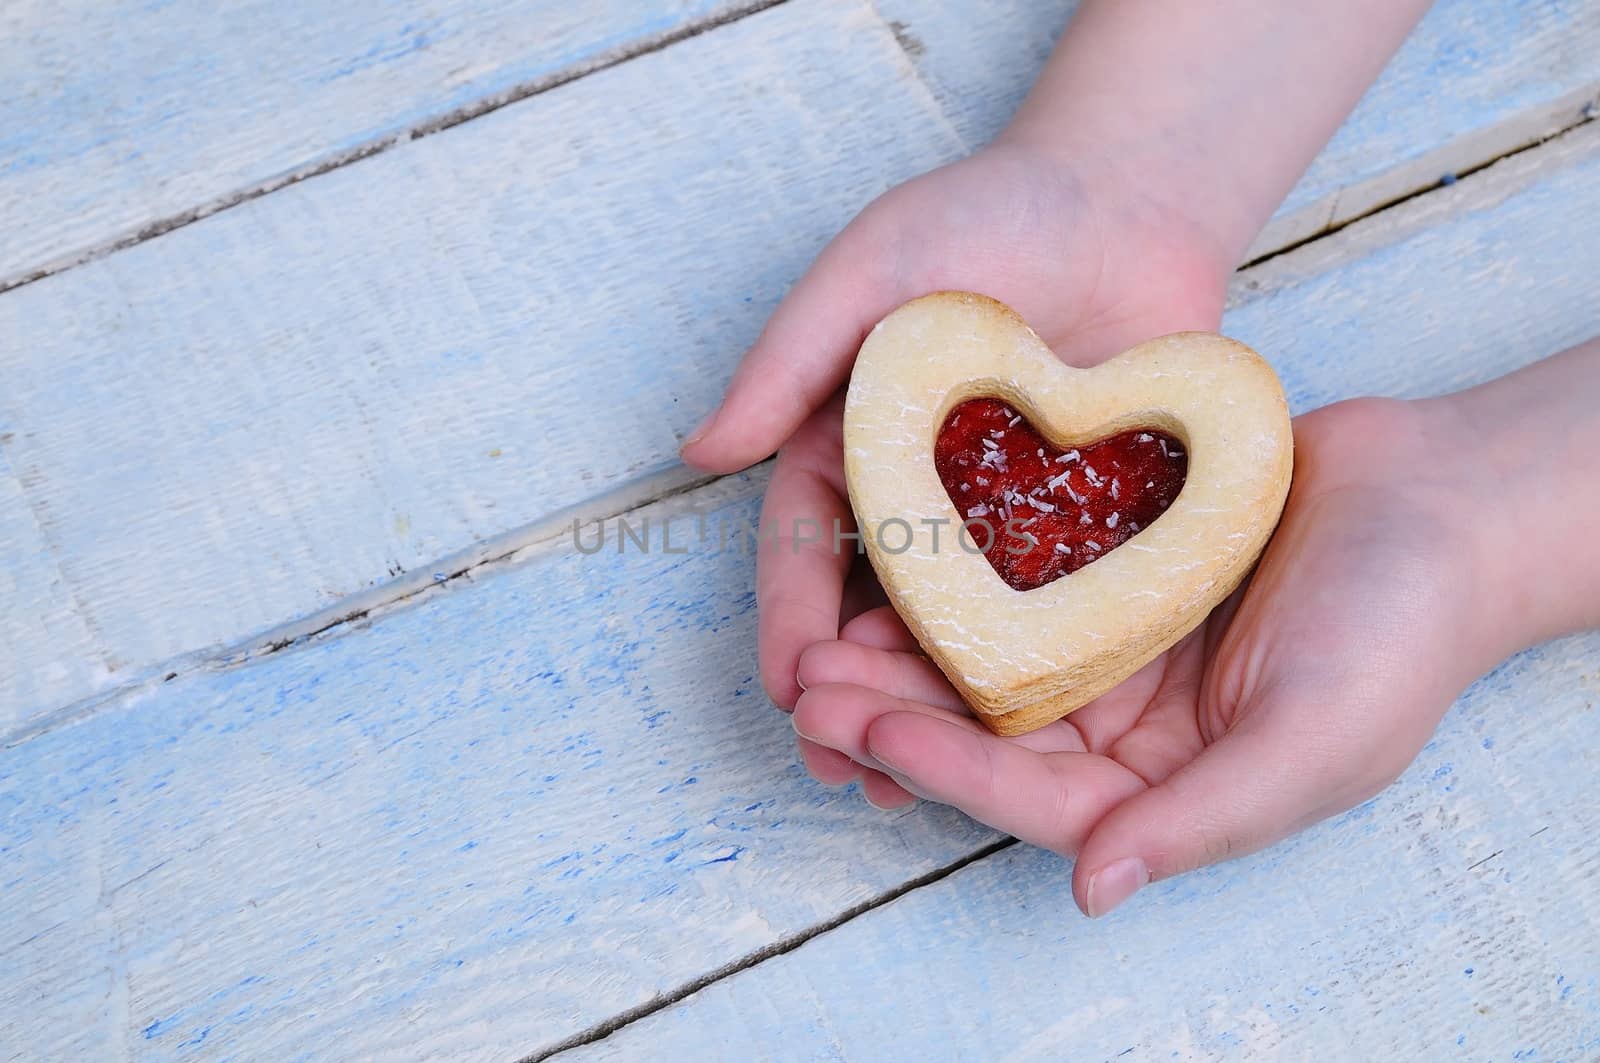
[756,405,853,710]
[1071,705,1372,918]
[796,640,970,714]
[860,770,917,810]
[680,214,899,473]
[797,680,1088,761]
[794,683,982,778]
[798,737,859,787]
[794,684,1138,851]
[838,556,890,630]
[865,710,1148,856]
[838,605,921,653]
[796,701,915,806]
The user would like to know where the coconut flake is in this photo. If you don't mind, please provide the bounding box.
[1106,512,1119,528]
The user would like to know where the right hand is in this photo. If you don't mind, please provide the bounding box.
[681,138,1233,803]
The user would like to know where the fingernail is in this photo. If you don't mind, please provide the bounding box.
[867,759,927,801]
[791,716,822,744]
[1086,857,1149,918]
[864,737,903,774]
[681,408,718,450]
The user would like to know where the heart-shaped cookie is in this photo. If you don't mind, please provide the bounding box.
[843,292,1292,736]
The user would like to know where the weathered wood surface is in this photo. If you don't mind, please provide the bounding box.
[3,119,1597,1060]
[0,0,965,735]
[881,0,1600,258]
[566,634,1600,1060]
[0,469,999,1062]
[0,0,770,289]
[4,0,1600,733]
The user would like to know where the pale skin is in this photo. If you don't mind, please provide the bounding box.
[680,0,1600,916]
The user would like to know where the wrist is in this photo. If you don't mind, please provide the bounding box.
[992,0,1433,270]
[1421,339,1600,653]
[978,129,1237,331]
[991,120,1241,290]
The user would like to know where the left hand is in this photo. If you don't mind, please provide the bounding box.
[790,395,1514,916]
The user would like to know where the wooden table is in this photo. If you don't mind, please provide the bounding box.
[3,1,1598,1058]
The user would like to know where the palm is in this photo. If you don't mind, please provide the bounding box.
[796,398,1483,869]
[842,143,1226,367]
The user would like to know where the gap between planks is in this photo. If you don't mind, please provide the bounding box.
[2,4,1591,301]
[0,0,793,297]
[521,837,1020,1063]
[1241,84,1600,269]
[8,116,1597,752]
[0,461,724,748]
[4,107,1595,1062]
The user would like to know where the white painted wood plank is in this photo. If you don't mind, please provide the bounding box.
[563,125,1600,1058]
[564,635,1600,1060]
[0,0,765,288]
[4,0,1598,738]
[0,448,107,727]
[0,470,998,1062]
[3,124,1598,1058]
[0,0,963,732]
[879,0,1600,258]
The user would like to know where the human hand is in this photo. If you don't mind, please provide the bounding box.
[680,140,1231,770]
[788,396,1521,916]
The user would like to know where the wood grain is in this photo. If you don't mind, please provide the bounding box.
[0,470,998,1061]
[879,0,1600,257]
[562,633,1600,1059]
[0,0,964,734]
[0,0,769,288]
[5,0,1599,733]
[3,122,1598,1059]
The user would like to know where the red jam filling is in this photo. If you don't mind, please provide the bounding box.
[933,398,1188,590]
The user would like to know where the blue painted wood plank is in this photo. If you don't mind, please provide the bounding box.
[561,128,1600,1061]
[4,0,1599,738]
[564,636,1600,1059]
[0,0,964,733]
[2,123,1598,1057]
[0,471,997,1060]
[881,0,1600,256]
[0,0,763,286]
[0,447,106,722]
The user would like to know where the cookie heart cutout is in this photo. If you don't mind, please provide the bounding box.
[843,292,1292,736]
[934,398,1189,590]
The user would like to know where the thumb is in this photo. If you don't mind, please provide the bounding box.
[679,214,901,474]
[1071,703,1382,918]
